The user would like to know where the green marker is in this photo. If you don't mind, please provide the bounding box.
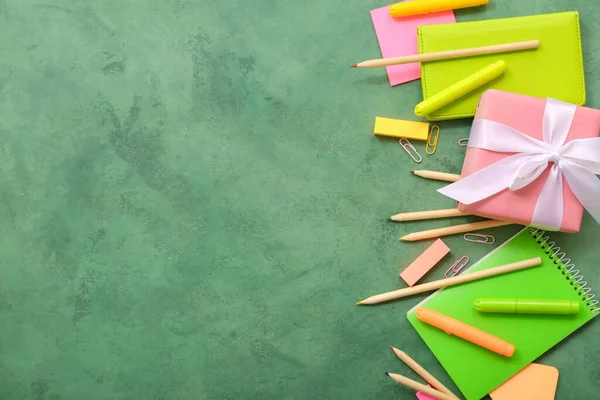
[414,60,507,117]
[474,298,580,315]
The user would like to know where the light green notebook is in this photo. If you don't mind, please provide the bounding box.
[407,228,598,400]
[417,11,586,121]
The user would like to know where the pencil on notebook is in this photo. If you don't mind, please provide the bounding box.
[390,208,468,222]
[410,170,461,183]
[390,347,460,400]
[385,372,455,400]
[352,40,539,68]
[357,257,542,305]
[400,220,513,241]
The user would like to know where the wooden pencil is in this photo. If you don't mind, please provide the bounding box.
[357,257,541,305]
[390,208,468,222]
[400,220,513,241]
[390,347,460,400]
[352,40,539,68]
[410,170,461,183]
[385,372,455,400]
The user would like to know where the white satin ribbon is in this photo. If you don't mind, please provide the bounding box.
[438,98,600,231]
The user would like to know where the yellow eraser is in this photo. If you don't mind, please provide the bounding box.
[373,117,429,140]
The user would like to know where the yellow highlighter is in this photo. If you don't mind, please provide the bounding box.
[390,0,490,18]
[414,60,506,118]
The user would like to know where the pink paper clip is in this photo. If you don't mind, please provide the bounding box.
[445,256,469,278]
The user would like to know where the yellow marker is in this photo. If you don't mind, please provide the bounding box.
[374,117,429,140]
[390,0,489,18]
[414,60,506,118]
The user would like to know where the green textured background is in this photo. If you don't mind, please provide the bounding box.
[1,1,599,399]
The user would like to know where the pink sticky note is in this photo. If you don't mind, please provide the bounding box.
[370,4,455,86]
[416,391,438,400]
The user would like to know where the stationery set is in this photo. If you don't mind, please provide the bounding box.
[353,1,600,399]
[408,228,598,399]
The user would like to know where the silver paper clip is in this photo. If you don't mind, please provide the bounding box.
[464,233,496,244]
[399,138,422,163]
[445,256,469,278]
[458,138,469,147]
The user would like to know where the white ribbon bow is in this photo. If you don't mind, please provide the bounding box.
[438,98,600,231]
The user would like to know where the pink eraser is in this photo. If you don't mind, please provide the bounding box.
[400,239,450,286]
[416,391,438,400]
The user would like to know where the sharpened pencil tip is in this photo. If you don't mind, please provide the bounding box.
[384,372,390,377]
[356,301,363,305]
[390,345,395,350]
[399,237,404,241]
[351,64,357,68]
[409,170,415,174]
[388,217,393,221]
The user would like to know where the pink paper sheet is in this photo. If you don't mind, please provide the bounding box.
[416,390,437,400]
[370,4,455,86]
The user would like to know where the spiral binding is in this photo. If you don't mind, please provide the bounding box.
[529,228,600,314]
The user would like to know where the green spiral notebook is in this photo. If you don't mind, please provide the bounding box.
[407,228,598,400]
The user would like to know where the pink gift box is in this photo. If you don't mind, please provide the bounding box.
[458,90,600,233]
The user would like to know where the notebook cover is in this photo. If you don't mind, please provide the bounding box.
[407,228,597,400]
[417,11,585,121]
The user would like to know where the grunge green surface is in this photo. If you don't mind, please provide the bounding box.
[0,1,599,398]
